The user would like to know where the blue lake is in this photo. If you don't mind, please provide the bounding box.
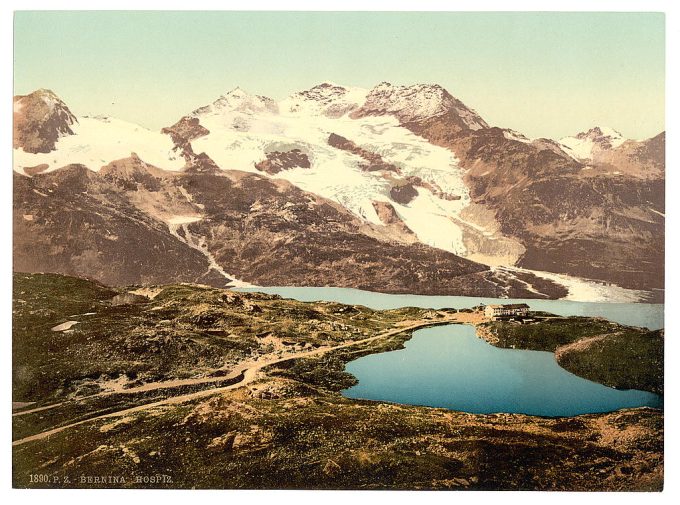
[342,324,662,417]
[239,286,664,330]
[238,286,663,416]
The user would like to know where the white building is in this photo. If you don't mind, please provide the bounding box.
[484,303,530,320]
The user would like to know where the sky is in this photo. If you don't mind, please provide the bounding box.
[13,11,665,140]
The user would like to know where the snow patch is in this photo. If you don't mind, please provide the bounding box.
[503,129,531,143]
[191,102,481,255]
[167,221,255,288]
[559,127,627,161]
[51,321,79,331]
[507,267,647,303]
[280,83,368,117]
[166,215,203,225]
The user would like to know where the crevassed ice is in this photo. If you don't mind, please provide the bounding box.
[192,104,473,255]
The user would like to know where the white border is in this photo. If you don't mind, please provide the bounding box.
[1,2,677,505]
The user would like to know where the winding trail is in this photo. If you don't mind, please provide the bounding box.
[13,316,461,447]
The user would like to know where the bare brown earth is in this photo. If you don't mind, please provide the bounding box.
[160,116,210,163]
[254,149,311,175]
[371,200,417,240]
[591,133,665,180]
[389,182,419,204]
[401,121,665,292]
[328,132,401,174]
[12,274,662,490]
[14,88,661,295]
[13,158,567,298]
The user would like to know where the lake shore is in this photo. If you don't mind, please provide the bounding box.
[341,322,661,416]
[12,274,663,491]
[476,316,664,395]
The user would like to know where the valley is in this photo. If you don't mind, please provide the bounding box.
[10,10,666,496]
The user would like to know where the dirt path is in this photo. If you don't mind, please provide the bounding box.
[13,315,463,419]
[13,316,461,447]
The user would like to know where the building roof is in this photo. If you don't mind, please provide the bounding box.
[486,303,530,309]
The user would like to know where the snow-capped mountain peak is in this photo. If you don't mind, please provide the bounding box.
[13,88,78,153]
[279,82,368,117]
[31,88,73,113]
[353,82,489,129]
[14,89,185,172]
[559,126,627,161]
[576,126,624,142]
[193,87,279,116]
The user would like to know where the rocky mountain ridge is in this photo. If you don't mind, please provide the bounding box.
[14,155,567,298]
[13,83,664,298]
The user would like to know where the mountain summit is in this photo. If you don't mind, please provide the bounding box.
[12,86,664,298]
[352,82,489,128]
[280,82,368,117]
[559,126,626,161]
[193,87,279,116]
[13,89,78,153]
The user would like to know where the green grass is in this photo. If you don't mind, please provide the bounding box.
[481,317,663,394]
[479,317,622,352]
[12,273,664,491]
[557,329,664,395]
[12,272,426,404]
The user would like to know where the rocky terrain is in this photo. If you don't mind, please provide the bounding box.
[13,153,568,297]
[13,89,77,153]
[12,273,663,490]
[254,149,311,175]
[12,84,664,298]
[404,119,665,291]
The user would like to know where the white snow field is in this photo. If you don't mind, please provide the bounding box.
[12,84,653,302]
[190,84,476,255]
[13,115,185,173]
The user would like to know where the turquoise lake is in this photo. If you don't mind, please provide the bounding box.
[238,286,663,416]
[343,324,661,416]
[239,286,663,329]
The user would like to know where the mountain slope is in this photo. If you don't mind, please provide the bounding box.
[13,91,184,175]
[12,85,664,297]
[13,163,225,287]
[589,132,664,179]
[171,84,526,264]
[13,89,77,154]
[13,156,566,297]
[402,115,664,292]
[559,126,626,162]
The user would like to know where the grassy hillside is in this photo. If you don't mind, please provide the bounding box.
[478,317,663,394]
[12,272,417,403]
[12,273,663,491]
[556,329,663,395]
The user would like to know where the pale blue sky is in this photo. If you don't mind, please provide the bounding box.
[14,11,665,139]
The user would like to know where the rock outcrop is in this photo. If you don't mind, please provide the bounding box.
[13,89,77,153]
